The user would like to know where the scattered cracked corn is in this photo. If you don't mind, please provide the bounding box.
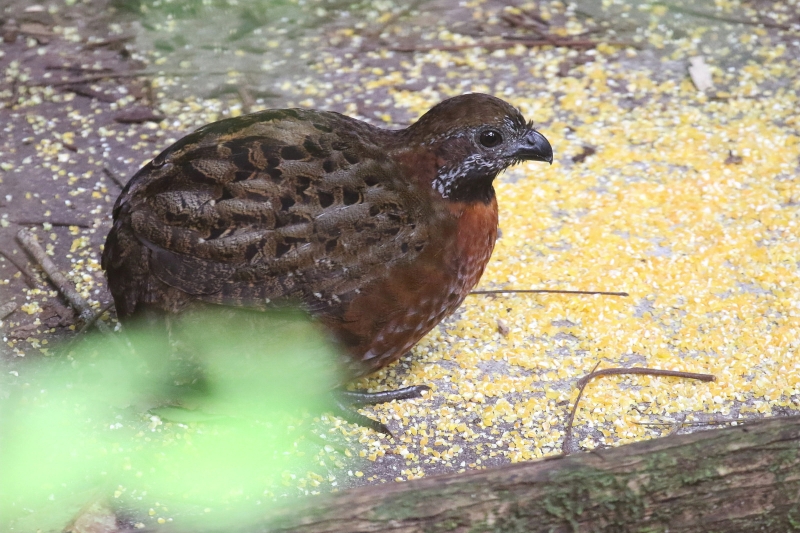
[342,0,800,478]
[3,0,799,501]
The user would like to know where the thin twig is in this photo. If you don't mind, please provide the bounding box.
[562,360,602,455]
[576,367,715,389]
[562,366,715,455]
[390,38,636,53]
[636,417,747,428]
[237,85,255,115]
[13,219,92,228]
[650,2,793,30]
[23,69,275,88]
[16,229,112,335]
[63,84,117,103]
[471,289,629,297]
[103,165,127,189]
[45,65,115,73]
[76,301,115,336]
[665,413,686,436]
[43,72,149,86]
[84,34,136,49]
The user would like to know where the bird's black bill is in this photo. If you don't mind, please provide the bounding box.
[515,130,554,164]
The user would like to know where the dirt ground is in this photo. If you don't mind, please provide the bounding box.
[2,0,800,529]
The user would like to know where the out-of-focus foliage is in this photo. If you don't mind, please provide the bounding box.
[0,308,343,531]
[111,0,350,35]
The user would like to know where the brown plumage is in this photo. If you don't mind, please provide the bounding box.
[102,93,553,380]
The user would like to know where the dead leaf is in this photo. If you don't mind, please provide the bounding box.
[40,302,76,328]
[689,56,713,92]
[497,318,510,337]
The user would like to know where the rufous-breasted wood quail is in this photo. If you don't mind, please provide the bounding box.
[103,93,553,431]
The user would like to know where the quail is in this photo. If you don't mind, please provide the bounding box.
[102,93,553,430]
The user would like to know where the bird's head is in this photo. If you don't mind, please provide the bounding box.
[402,93,553,203]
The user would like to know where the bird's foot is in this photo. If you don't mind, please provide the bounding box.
[330,385,431,436]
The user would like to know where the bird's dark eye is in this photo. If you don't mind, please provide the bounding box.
[479,130,503,148]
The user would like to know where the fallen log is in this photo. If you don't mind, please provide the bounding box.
[260,415,800,533]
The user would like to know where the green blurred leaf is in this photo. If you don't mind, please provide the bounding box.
[0,308,343,531]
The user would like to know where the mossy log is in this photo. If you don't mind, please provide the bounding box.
[264,415,800,532]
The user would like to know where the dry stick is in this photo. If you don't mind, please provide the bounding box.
[24,69,273,88]
[45,64,115,72]
[63,300,129,356]
[16,229,112,335]
[576,367,715,389]
[562,365,716,455]
[562,361,601,455]
[471,289,629,297]
[651,2,794,30]
[76,301,115,336]
[39,74,139,87]
[390,38,636,53]
[636,417,747,428]
[102,165,127,189]
[500,26,607,42]
[44,72,149,86]
[665,413,687,437]
[84,34,136,49]
[237,85,255,115]
[14,219,92,228]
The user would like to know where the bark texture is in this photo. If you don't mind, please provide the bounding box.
[261,415,800,533]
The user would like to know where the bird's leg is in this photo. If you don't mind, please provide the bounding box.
[336,385,431,407]
[329,395,392,435]
[330,385,431,436]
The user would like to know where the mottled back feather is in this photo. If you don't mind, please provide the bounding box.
[103,109,443,327]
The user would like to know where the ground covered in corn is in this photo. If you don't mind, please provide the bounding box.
[1,0,799,527]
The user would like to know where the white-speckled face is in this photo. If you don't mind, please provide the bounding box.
[433,151,507,200]
[399,93,551,204]
[430,121,551,203]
